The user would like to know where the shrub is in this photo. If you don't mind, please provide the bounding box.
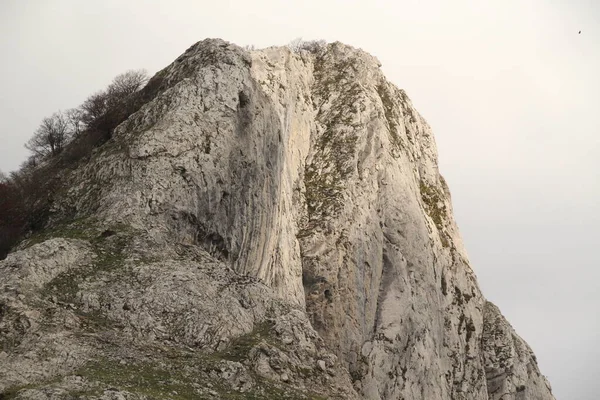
[287,38,327,54]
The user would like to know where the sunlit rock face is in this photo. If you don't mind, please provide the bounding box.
[0,39,554,400]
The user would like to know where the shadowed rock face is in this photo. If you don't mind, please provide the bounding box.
[0,39,554,399]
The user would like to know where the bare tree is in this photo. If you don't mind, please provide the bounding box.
[106,69,148,103]
[298,39,327,53]
[287,38,327,54]
[288,37,304,53]
[65,108,85,138]
[79,70,148,127]
[80,91,109,126]
[25,112,70,157]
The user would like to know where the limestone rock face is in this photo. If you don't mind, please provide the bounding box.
[0,39,554,399]
[482,302,554,400]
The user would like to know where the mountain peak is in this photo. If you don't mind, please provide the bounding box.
[0,39,554,400]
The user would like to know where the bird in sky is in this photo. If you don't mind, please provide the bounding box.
[579,30,582,34]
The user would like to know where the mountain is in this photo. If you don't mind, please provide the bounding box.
[0,39,555,400]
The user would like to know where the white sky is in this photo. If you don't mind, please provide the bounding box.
[1,1,598,398]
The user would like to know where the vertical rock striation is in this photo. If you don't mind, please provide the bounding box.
[0,39,554,399]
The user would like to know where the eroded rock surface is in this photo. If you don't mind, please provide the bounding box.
[0,39,554,399]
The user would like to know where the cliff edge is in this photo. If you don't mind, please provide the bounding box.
[0,39,554,400]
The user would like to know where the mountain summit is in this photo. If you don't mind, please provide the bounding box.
[0,39,554,400]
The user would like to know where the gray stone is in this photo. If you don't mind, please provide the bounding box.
[317,360,327,371]
[0,39,554,400]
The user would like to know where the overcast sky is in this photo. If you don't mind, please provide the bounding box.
[1,1,598,398]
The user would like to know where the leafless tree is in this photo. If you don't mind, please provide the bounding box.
[299,39,327,53]
[80,91,109,126]
[65,108,85,138]
[287,38,327,54]
[25,112,70,157]
[79,70,148,127]
[288,37,304,53]
[106,69,148,103]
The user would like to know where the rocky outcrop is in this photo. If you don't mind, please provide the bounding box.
[0,39,554,399]
[482,302,554,400]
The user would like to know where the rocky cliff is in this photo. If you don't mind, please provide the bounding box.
[0,39,555,399]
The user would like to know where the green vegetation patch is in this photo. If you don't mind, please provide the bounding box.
[214,322,276,362]
[419,180,451,247]
[376,83,404,151]
[75,348,326,400]
[21,218,94,248]
[303,53,364,230]
[78,358,200,399]
[40,220,135,304]
[1,322,327,400]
